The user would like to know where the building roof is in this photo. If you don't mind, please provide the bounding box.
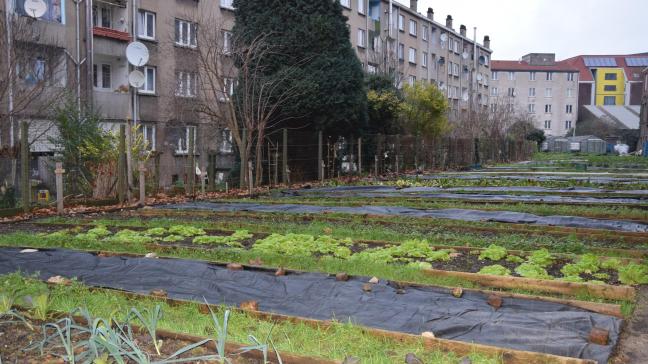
[490,60,579,72]
[562,53,648,82]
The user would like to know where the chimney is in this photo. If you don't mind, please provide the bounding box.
[446,15,453,29]
[410,0,417,12]
[427,7,434,20]
[460,25,466,37]
[484,35,491,49]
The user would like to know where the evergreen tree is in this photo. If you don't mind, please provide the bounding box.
[232,0,367,136]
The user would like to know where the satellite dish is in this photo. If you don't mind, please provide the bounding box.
[126,42,150,67]
[440,33,448,42]
[462,52,469,60]
[128,70,146,88]
[479,55,486,65]
[24,0,47,18]
[462,93,469,101]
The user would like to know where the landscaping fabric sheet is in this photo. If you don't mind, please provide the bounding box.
[280,186,648,204]
[410,173,648,184]
[284,185,648,195]
[159,201,648,232]
[0,247,621,363]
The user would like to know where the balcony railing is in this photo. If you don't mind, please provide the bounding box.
[93,90,129,120]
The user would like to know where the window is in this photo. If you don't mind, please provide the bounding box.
[141,66,156,94]
[398,43,404,61]
[409,20,417,36]
[490,104,497,113]
[491,87,498,96]
[567,73,575,81]
[545,88,552,97]
[603,96,616,105]
[529,72,536,81]
[222,77,236,100]
[357,0,365,14]
[143,124,156,151]
[175,19,198,48]
[565,120,572,130]
[604,85,617,92]
[175,71,198,97]
[357,29,366,48]
[92,5,111,28]
[544,120,551,129]
[340,0,350,8]
[566,105,573,114]
[507,88,515,97]
[220,128,233,153]
[222,31,233,53]
[422,25,428,41]
[529,88,536,97]
[220,0,235,9]
[508,72,515,81]
[604,73,617,80]
[176,126,197,154]
[567,88,573,97]
[367,64,377,74]
[408,48,416,64]
[93,64,111,89]
[408,75,416,85]
[137,10,156,40]
[545,104,552,113]
[546,72,553,81]
[422,52,428,68]
[398,14,404,31]
[528,104,535,113]
[492,71,498,80]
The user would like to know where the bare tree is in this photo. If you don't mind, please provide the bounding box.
[194,15,304,187]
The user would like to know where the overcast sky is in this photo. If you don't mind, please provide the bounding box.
[407,0,648,60]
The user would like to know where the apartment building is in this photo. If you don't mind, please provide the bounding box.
[491,54,580,137]
[639,68,648,151]
[2,0,236,189]
[341,0,493,120]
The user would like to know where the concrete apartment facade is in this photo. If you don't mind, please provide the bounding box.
[2,0,492,190]
[341,0,493,120]
[491,54,580,137]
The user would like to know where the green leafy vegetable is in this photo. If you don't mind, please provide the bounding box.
[478,265,511,276]
[478,244,507,261]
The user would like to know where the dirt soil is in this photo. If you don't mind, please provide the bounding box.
[0,320,269,364]
[611,285,648,364]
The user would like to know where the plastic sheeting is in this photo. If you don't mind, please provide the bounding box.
[0,248,621,363]
[158,201,648,233]
[410,173,648,184]
[285,185,648,195]
[280,187,648,205]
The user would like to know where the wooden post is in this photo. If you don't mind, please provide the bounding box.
[374,155,379,178]
[273,152,279,186]
[240,128,247,189]
[248,160,253,195]
[282,128,288,185]
[117,125,127,203]
[20,122,30,213]
[138,161,146,206]
[154,153,161,194]
[186,130,195,196]
[320,160,325,183]
[317,131,323,181]
[201,165,207,195]
[396,134,401,176]
[55,162,65,214]
[357,137,362,175]
[395,154,400,176]
[208,154,216,191]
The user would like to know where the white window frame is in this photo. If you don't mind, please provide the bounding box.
[222,31,233,54]
[492,71,498,80]
[566,105,573,114]
[409,19,417,36]
[544,120,551,129]
[357,29,366,48]
[567,73,575,81]
[507,87,515,97]
[367,64,377,74]
[408,75,416,86]
[398,43,404,60]
[398,14,404,31]
[142,124,156,151]
[529,87,536,97]
[137,10,156,40]
[546,72,553,81]
[220,128,233,153]
[545,88,552,98]
[422,52,428,68]
[176,126,197,155]
[565,120,572,129]
[175,19,198,48]
[357,0,365,14]
[220,0,235,9]
[528,103,535,113]
[93,63,111,90]
[545,104,552,113]
[529,71,536,81]
[491,87,498,96]
[508,72,515,81]
[340,0,351,9]
[140,66,156,95]
[175,71,198,98]
[408,47,416,64]
[93,5,112,28]
[422,25,428,41]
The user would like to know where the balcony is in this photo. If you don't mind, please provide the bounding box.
[93,27,131,42]
[93,90,130,120]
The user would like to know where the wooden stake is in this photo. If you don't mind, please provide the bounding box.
[55,162,65,214]
[20,122,29,213]
[138,162,146,206]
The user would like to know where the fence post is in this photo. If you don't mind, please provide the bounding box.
[201,166,207,195]
[117,125,127,204]
[138,161,146,206]
[474,138,481,166]
[154,153,160,194]
[20,122,30,213]
[357,137,362,175]
[55,162,65,214]
[282,128,288,185]
[321,160,325,183]
[248,160,253,194]
[317,131,323,181]
[208,153,216,191]
[186,130,195,195]
[395,154,400,176]
[240,128,247,189]
[374,155,379,178]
